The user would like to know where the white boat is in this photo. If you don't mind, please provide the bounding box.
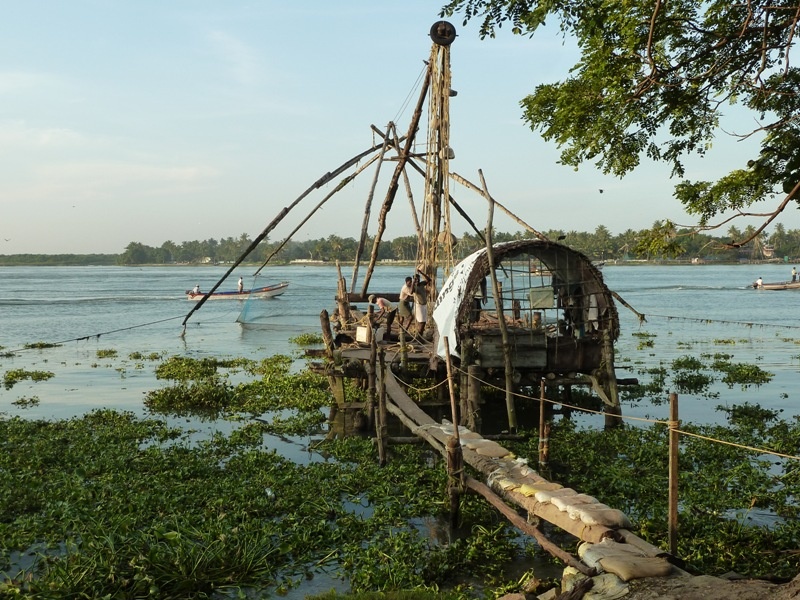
[753,280,800,291]
[186,281,289,300]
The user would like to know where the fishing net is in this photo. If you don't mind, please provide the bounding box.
[235,274,288,326]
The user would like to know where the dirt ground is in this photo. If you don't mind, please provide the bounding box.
[623,573,800,600]
[510,573,800,600]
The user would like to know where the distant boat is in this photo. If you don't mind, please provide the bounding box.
[752,280,800,290]
[186,281,289,300]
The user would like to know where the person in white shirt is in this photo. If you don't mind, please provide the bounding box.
[368,294,397,332]
[398,277,414,329]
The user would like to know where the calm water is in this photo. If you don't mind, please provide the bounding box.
[2,262,798,596]
[1,263,799,427]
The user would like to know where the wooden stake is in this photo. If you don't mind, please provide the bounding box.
[442,336,460,444]
[480,170,517,432]
[443,336,463,526]
[367,331,377,431]
[377,348,388,466]
[668,392,679,556]
[538,378,547,468]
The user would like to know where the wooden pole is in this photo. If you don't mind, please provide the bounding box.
[377,349,388,466]
[480,170,517,431]
[361,65,431,297]
[449,171,548,241]
[350,125,393,293]
[464,477,596,576]
[442,337,460,444]
[367,331,377,430]
[399,327,408,372]
[668,392,679,556]
[336,262,351,328]
[467,365,482,432]
[538,378,548,468]
[182,142,385,329]
[319,309,335,357]
[443,336,463,526]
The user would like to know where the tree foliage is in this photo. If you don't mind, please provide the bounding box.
[440,0,800,242]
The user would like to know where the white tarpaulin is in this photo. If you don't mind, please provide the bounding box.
[433,248,484,358]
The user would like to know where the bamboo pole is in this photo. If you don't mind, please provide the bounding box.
[371,123,423,242]
[350,124,393,293]
[668,392,679,556]
[261,153,381,268]
[182,142,385,329]
[361,65,431,297]
[480,170,517,431]
[450,170,548,241]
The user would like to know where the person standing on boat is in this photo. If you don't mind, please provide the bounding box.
[412,271,429,335]
[238,277,244,293]
[398,277,414,330]
[754,277,763,288]
[368,294,396,332]
[792,267,797,283]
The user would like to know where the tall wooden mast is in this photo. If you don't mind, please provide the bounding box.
[418,21,458,289]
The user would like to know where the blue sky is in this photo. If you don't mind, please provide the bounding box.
[0,2,786,254]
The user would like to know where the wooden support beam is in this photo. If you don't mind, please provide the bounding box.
[464,477,595,577]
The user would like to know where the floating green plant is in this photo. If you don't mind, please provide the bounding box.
[290,333,325,346]
[11,396,40,408]
[23,342,61,349]
[3,369,55,390]
[129,351,163,361]
[96,348,118,359]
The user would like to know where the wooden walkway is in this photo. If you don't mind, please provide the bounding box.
[378,366,680,589]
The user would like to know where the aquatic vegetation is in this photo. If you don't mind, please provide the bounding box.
[128,351,163,360]
[511,412,800,579]
[670,355,714,395]
[146,354,332,432]
[10,396,40,408]
[632,331,656,350]
[2,368,55,390]
[23,342,61,349]
[708,357,774,389]
[151,355,255,383]
[144,378,234,417]
[0,413,539,598]
[290,332,325,345]
[95,348,118,358]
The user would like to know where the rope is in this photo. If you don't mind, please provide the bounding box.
[4,315,187,355]
[675,428,800,461]
[630,312,800,330]
[451,363,800,461]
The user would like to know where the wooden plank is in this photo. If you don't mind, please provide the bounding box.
[378,367,630,546]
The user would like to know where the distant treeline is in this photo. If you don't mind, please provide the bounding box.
[0,254,118,266]
[3,223,799,266]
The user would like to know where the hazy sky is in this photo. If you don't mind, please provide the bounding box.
[1,2,787,254]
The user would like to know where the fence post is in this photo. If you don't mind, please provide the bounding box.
[538,378,549,469]
[668,392,679,556]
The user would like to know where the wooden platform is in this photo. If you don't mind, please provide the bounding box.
[378,366,678,589]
